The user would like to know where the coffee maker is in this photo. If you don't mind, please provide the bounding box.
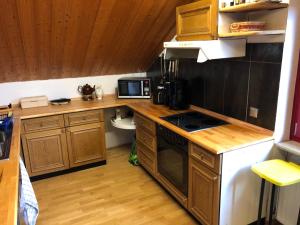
[167,79,188,110]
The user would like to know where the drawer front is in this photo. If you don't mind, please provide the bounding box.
[134,113,155,135]
[65,110,104,126]
[137,141,156,175]
[22,115,64,133]
[136,127,156,151]
[190,143,221,174]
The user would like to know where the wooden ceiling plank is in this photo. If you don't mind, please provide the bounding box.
[100,0,155,75]
[0,0,194,83]
[94,0,135,75]
[81,0,118,76]
[16,0,39,80]
[49,0,69,77]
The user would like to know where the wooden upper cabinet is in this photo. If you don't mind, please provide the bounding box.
[189,157,220,225]
[176,0,218,41]
[21,129,69,177]
[66,123,106,168]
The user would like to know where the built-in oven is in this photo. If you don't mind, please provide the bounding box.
[157,124,188,197]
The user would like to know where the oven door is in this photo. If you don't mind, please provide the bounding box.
[118,80,142,98]
[157,125,188,197]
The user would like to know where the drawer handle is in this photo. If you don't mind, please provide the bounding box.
[39,123,43,127]
[199,154,204,160]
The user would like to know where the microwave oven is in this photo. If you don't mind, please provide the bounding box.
[117,77,151,99]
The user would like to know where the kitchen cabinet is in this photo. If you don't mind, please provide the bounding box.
[21,109,106,177]
[21,128,69,177]
[218,1,288,40]
[189,157,220,225]
[188,143,220,225]
[176,0,288,41]
[132,108,274,225]
[66,123,106,167]
[176,0,218,41]
[135,113,157,176]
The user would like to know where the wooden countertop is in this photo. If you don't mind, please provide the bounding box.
[128,102,274,154]
[14,95,148,119]
[0,117,21,225]
[0,95,273,225]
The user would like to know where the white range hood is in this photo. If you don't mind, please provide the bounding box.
[164,39,246,63]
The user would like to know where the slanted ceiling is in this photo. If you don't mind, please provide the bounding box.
[0,0,193,83]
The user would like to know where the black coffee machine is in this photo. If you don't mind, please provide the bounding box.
[153,58,188,110]
[165,79,188,110]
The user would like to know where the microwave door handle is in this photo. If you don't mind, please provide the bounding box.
[141,81,144,96]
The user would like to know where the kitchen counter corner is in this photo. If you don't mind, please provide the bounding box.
[0,117,21,225]
[127,101,274,154]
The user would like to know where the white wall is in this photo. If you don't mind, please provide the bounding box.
[274,0,300,224]
[0,73,145,106]
[0,72,145,148]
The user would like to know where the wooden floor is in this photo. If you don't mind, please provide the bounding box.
[33,145,198,225]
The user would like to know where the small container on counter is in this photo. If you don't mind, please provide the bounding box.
[152,85,165,105]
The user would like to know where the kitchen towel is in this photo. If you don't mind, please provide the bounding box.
[19,158,39,225]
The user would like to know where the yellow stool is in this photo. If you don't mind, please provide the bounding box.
[252,159,300,225]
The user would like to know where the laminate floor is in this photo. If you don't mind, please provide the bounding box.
[32,145,198,225]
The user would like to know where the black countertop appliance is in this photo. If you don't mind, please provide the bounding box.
[159,59,189,110]
[167,79,189,110]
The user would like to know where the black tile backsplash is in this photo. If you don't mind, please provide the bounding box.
[147,43,283,130]
[247,62,281,130]
[223,60,249,121]
[250,43,284,63]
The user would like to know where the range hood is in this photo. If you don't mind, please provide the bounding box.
[164,39,246,63]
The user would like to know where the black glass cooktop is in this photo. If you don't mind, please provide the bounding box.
[161,111,228,132]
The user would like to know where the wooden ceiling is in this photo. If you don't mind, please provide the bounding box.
[0,0,192,83]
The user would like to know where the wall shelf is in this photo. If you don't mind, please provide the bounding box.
[219,2,288,13]
[218,29,285,38]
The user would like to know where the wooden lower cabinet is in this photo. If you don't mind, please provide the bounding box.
[188,157,220,225]
[21,129,69,177]
[21,109,106,176]
[136,141,156,176]
[66,122,106,167]
[135,113,157,176]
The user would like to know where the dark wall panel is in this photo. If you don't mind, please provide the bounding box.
[147,43,283,130]
[223,60,249,121]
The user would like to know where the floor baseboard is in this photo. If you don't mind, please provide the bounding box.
[30,160,106,182]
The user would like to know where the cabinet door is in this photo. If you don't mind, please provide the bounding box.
[21,129,69,177]
[66,123,106,167]
[176,0,218,41]
[188,158,220,225]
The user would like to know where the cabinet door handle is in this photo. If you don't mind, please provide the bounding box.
[61,129,65,133]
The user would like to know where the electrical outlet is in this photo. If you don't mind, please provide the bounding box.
[249,107,259,118]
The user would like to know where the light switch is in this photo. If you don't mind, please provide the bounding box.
[249,107,259,118]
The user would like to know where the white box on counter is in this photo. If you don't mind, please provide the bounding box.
[20,96,49,109]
